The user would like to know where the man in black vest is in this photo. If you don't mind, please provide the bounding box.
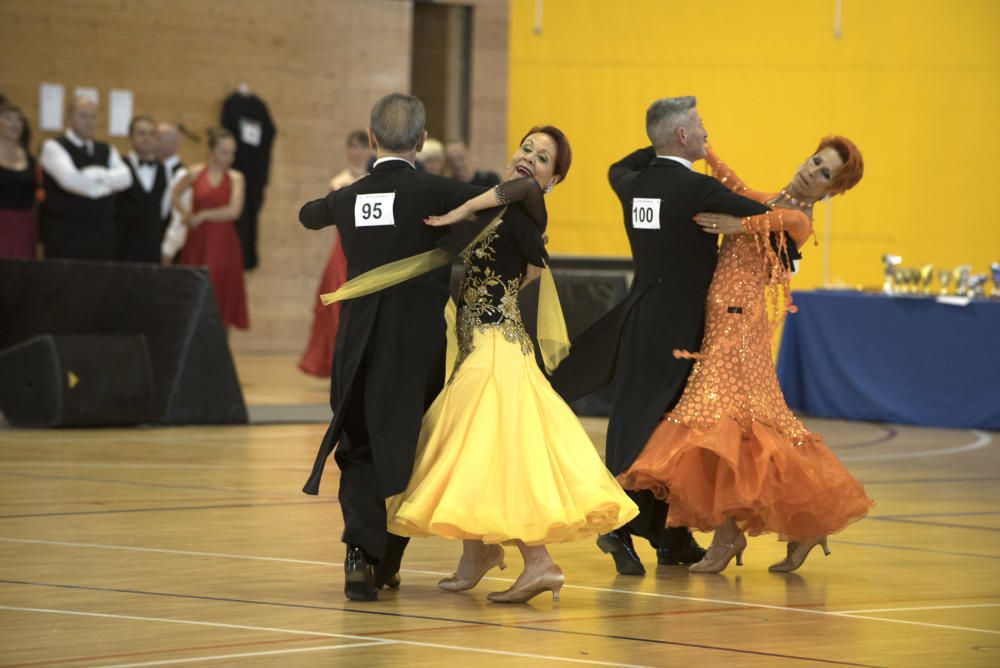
[551,96,770,575]
[39,97,132,260]
[299,93,484,602]
[115,116,168,263]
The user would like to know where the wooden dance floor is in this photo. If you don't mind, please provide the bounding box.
[1,356,998,667]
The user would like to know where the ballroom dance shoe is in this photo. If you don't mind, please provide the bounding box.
[657,533,707,566]
[344,545,378,601]
[439,544,507,592]
[689,532,747,574]
[769,537,830,573]
[487,565,565,604]
[596,529,646,575]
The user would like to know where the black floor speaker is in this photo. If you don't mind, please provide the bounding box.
[0,334,154,427]
[0,258,247,425]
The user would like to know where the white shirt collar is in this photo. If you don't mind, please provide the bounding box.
[128,151,156,167]
[65,129,92,148]
[656,155,693,170]
[163,154,181,169]
[373,156,414,169]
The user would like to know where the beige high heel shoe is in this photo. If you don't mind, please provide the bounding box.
[688,531,747,573]
[487,564,564,603]
[438,544,507,592]
[768,537,830,573]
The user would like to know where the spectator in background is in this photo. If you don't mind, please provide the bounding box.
[157,122,189,263]
[115,116,168,262]
[0,100,38,258]
[329,129,371,190]
[445,139,500,188]
[39,96,132,259]
[173,128,248,330]
[300,129,373,377]
[416,137,444,175]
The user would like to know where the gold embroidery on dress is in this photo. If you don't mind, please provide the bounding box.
[450,221,533,381]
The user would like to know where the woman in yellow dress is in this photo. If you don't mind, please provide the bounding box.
[385,127,639,603]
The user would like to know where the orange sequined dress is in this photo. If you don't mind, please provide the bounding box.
[618,147,873,541]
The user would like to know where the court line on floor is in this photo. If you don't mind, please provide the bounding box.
[830,538,1000,561]
[866,517,1000,533]
[96,642,391,668]
[0,471,307,498]
[861,476,1000,486]
[0,605,656,668]
[836,603,1000,614]
[0,500,334,520]
[4,536,998,634]
[0,594,874,667]
[0,635,346,668]
[828,426,898,450]
[838,430,992,462]
[0,461,311,473]
[876,511,1000,519]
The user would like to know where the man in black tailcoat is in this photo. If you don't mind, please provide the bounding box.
[299,93,485,601]
[551,96,770,575]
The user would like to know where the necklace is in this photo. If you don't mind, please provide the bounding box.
[775,189,813,210]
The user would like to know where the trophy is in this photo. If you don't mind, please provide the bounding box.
[909,268,922,294]
[919,264,934,294]
[882,254,902,294]
[991,262,1000,298]
[970,274,988,298]
[938,268,952,295]
[954,265,972,296]
[892,265,908,294]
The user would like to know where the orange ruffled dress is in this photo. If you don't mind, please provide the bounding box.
[618,147,873,541]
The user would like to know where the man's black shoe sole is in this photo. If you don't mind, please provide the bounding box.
[597,534,645,576]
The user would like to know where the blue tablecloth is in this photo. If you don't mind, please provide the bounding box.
[776,290,1000,430]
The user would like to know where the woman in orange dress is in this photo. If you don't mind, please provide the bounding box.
[619,137,874,573]
[299,130,372,377]
[173,128,248,330]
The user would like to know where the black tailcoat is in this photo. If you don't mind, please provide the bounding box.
[551,147,769,475]
[299,160,483,498]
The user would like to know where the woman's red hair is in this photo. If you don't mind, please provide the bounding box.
[816,135,863,196]
[519,126,572,182]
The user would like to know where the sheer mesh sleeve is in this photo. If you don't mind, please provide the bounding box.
[495,176,547,228]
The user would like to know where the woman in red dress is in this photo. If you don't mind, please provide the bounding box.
[172,128,248,330]
[619,137,874,573]
[0,101,38,258]
[298,130,372,377]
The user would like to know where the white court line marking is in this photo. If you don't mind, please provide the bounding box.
[836,603,1000,614]
[0,605,654,668]
[839,430,992,462]
[0,461,310,472]
[98,642,389,668]
[3,536,999,636]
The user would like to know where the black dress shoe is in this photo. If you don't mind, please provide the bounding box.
[657,535,707,566]
[596,529,645,575]
[344,545,378,601]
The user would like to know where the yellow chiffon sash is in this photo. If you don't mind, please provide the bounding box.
[319,213,570,374]
[537,266,570,373]
[320,210,505,306]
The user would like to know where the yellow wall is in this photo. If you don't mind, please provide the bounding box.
[508,0,1000,289]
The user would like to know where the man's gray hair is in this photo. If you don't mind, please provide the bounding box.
[370,93,426,152]
[645,96,697,149]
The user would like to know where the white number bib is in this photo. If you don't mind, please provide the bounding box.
[631,197,661,229]
[239,119,262,147]
[354,192,396,227]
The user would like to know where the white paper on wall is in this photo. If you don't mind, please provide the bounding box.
[39,83,65,131]
[108,89,134,137]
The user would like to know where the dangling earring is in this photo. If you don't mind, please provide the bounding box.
[544,184,553,194]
